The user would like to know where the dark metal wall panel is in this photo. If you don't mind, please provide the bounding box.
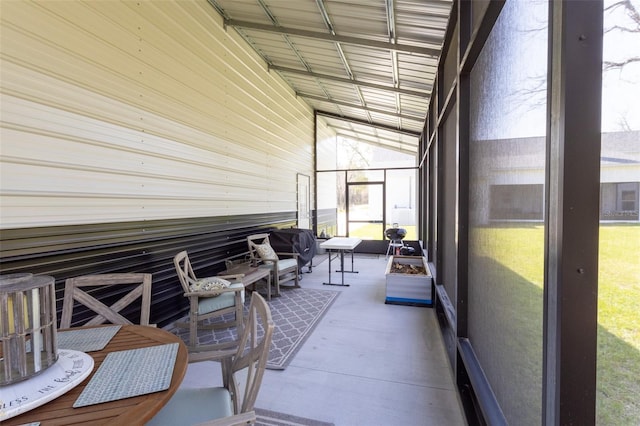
[544,1,603,423]
[315,207,338,238]
[0,212,296,328]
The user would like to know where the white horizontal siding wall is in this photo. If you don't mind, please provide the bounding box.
[0,0,314,229]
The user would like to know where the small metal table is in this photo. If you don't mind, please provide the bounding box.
[320,237,362,286]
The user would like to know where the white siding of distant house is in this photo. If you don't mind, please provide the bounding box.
[0,0,315,229]
[471,132,640,224]
[601,131,640,184]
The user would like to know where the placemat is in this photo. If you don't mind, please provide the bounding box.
[73,343,179,408]
[58,325,122,352]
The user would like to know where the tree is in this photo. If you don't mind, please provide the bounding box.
[604,0,640,70]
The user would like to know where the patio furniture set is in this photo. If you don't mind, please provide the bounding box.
[0,232,290,425]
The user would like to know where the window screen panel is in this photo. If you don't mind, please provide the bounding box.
[468,1,548,424]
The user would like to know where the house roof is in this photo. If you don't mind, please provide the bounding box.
[207,0,452,155]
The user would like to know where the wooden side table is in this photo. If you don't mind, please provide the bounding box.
[219,263,274,300]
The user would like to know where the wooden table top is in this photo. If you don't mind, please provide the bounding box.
[221,262,271,278]
[220,262,274,299]
[320,237,362,250]
[4,325,188,426]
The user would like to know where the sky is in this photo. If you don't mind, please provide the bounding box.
[602,0,640,132]
[475,0,639,140]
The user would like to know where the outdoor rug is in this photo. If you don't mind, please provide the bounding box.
[255,408,334,426]
[171,287,340,370]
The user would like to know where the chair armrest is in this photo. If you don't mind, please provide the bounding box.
[183,285,244,298]
[275,252,300,258]
[184,275,244,289]
[195,410,256,426]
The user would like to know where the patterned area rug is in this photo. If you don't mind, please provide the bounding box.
[255,408,334,426]
[171,287,339,370]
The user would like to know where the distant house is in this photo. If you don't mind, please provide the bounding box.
[470,130,639,225]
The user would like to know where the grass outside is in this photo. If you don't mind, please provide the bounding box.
[595,225,640,425]
[348,223,417,240]
[473,224,639,425]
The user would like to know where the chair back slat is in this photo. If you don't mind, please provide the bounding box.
[246,233,272,265]
[145,293,270,425]
[228,292,274,414]
[60,273,152,328]
[173,250,197,293]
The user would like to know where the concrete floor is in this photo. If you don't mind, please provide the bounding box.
[179,254,467,426]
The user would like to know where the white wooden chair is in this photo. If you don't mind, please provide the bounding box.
[247,233,299,294]
[173,250,245,348]
[60,273,153,328]
[147,292,275,426]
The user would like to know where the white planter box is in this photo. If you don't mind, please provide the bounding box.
[385,256,432,306]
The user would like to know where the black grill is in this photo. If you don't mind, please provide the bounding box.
[385,228,407,240]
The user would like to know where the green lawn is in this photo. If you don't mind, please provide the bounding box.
[595,225,640,425]
[348,223,417,240]
[472,224,639,425]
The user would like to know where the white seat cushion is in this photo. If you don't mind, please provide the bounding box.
[277,257,297,272]
[146,387,233,426]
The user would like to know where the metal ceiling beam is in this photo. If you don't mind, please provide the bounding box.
[224,19,441,56]
[301,93,425,122]
[269,65,429,98]
[385,0,401,130]
[314,0,372,123]
[317,110,422,137]
[251,0,341,117]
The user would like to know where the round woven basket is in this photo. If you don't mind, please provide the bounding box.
[1,273,58,385]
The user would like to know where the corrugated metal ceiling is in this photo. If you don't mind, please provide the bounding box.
[207,0,452,156]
